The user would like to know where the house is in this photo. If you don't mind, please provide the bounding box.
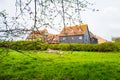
[46,34,59,44]
[95,35,108,44]
[59,24,94,43]
[26,29,48,41]
[89,32,98,44]
[26,29,59,43]
[26,24,107,44]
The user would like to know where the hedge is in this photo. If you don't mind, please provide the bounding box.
[49,42,119,52]
[0,41,120,52]
[0,41,48,51]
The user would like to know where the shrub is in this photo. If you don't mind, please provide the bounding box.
[49,43,71,51]
[84,44,99,52]
[0,41,48,51]
[67,44,98,52]
[70,44,83,51]
[0,41,12,48]
[98,42,119,52]
[48,44,60,50]
[0,41,119,52]
[58,43,70,51]
[48,42,119,52]
[114,42,120,51]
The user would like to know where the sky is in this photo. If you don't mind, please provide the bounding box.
[0,0,120,41]
[81,0,120,41]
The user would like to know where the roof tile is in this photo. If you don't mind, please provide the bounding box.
[60,24,88,36]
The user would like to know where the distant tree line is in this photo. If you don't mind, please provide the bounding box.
[112,37,120,43]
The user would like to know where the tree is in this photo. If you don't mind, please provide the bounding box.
[112,37,120,43]
[0,0,98,41]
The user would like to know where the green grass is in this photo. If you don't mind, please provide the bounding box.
[0,49,120,80]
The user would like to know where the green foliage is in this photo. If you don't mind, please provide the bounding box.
[112,37,120,42]
[0,50,120,80]
[0,41,120,52]
[48,44,60,50]
[71,44,98,52]
[0,41,48,51]
[0,41,12,48]
[70,43,83,51]
[58,43,70,51]
[49,43,120,52]
[114,42,120,52]
[98,42,119,52]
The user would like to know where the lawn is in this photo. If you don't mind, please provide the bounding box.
[0,49,120,80]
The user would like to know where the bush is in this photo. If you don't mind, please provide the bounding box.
[48,44,59,50]
[58,43,70,51]
[70,44,84,51]
[98,42,119,52]
[48,43,70,51]
[61,44,99,52]
[48,42,119,52]
[0,41,48,51]
[0,41,119,52]
[114,42,120,51]
[0,41,12,48]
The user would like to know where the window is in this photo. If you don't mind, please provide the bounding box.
[72,37,74,40]
[79,36,82,39]
[63,37,66,40]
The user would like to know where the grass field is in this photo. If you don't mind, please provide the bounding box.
[0,49,120,80]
